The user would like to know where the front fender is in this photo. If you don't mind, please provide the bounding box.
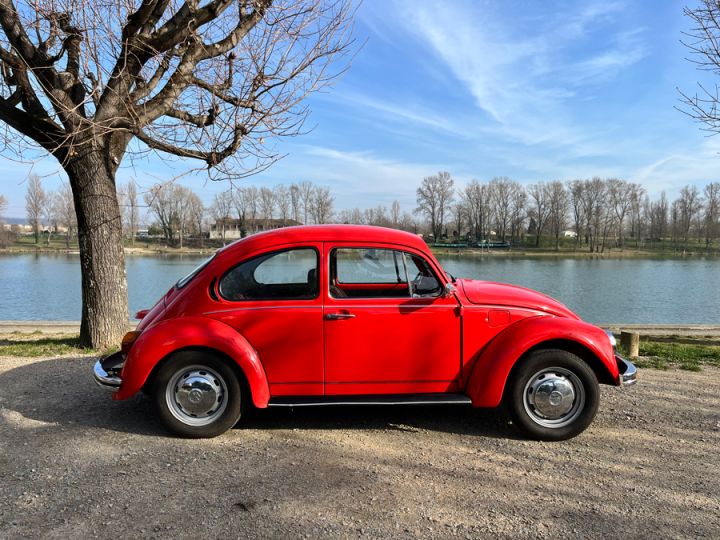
[465,315,618,408]
[113,316,271,408]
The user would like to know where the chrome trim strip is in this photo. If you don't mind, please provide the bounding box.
[93,360,122,391]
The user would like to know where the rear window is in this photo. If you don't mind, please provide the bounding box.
[176,254,216,289]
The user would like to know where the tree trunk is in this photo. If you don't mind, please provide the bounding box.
[67,152,129,349]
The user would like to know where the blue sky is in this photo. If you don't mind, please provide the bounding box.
[2,0,719,218]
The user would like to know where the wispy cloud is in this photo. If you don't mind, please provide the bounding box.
[393,0,648,149]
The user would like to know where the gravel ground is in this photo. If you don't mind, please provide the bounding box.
[0,356,718,539]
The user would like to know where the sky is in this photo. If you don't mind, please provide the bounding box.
[1,0,719,219]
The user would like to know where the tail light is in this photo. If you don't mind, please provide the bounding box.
[121,331,142,354]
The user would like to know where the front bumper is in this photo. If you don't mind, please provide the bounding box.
[93,351,124,391]
[615,353,638,386]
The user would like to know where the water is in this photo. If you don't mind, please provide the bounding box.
[0,253,718,324]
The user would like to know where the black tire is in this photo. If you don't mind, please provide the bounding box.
[505,349,599,441]
[153,350,244,438]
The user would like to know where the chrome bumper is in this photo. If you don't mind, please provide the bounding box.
[93,351,124,391]
[615,353,638,386]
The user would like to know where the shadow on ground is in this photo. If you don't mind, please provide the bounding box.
[0,356,517,439]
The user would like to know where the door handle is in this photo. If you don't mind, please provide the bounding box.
[325,312,355,320]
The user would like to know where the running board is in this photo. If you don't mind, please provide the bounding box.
[267,394,472,407]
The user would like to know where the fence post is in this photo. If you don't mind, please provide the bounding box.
[620,331,640,358]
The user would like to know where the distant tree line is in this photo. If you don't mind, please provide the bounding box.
[5,173,720,253]
[414,172,720,253]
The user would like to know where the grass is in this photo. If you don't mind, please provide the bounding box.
[631,337,720,372]
[0,333,117,357]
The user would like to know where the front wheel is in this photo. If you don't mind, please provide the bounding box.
[506,349,599,441]
[153,351,244,438]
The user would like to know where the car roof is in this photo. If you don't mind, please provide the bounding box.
[219,224,429,256]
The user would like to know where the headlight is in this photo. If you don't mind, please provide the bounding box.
[605,330,617,349]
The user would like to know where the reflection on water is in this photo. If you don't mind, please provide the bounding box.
[0,252,718,323]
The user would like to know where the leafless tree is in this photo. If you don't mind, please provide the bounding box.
[0,0,354,347]
[274,184,290,224]
[415,171,454,241]
[488,177,514,242]
[567,180,586,250]
[528,182,549,248]
[187,193,205,247]
[232,187,249,235]
[607,179,632,248]
[210,190,233,244]
[390,200,400,226]
[310,185,333,224]
[245,185,259,224]
[628,183,645,248]
[25,173,45,243]
[42,190,57,245]
[259,186,275,226]
[124,180,140,246]
[289,183,301,223]
[461,179,490,242]
[56,182,77,247]
[581,178,607,253]
[144,182,175,244]
[508,182,526,246]
[546,181,568,251]
[704,182,720,248]
[297,181,314,224]
[679,2,720,135]
[0,193,6,219]
[676,185,704,251]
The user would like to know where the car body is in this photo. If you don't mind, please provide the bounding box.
[94,225,636,439]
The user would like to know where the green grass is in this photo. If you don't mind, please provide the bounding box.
[633,338,720,372]
[0,333,117,357]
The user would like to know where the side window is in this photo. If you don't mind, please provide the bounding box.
[331,248,442,299]
[219,248,318,301]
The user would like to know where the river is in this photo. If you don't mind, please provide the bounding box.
[0,252,718,323]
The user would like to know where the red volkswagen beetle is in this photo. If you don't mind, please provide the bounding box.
[94,225,636,440]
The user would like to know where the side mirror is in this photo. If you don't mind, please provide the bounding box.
[443,282,457,298]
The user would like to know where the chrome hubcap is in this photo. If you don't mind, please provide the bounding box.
[166,366,228,426]
[523,367,585,428]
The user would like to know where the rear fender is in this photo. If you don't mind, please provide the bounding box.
[465,316,618,407]
[113,316,270,408]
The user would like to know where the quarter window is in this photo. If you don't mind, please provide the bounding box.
[219,248,318,301]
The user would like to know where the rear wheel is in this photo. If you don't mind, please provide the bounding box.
[506,349,599,441]
[153,351,244,438]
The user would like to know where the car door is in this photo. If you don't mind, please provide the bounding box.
[323,243,462,395]
[205,244,325,396]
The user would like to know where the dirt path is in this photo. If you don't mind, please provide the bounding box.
[0,356,718,539]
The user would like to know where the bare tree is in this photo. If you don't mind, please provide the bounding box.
[0,193,6,219]
[488,177,514,242]
[56,182,77,248]
[289,183,302,223]
[297,181,315,224]
[461,180,490,243]
[274,184,290,224]
[144,183,176,244]
[508,182,527,246]
[310,185,333,224]
[233,187,249,236]
[568,180,586,250]
[676,185,704,251]
[25,174,46,244]
[124,180,140,246]
[188,194,205,248]
[259,187,275,227]
[704,182,720,248]
[679,2,720,135]
[42,190,57,246]
[415,171,454,241]
[0,1,354,347]
[211,191,233,244]
[528,182,549,248]
[391,200,401,226]
[546,181,568,251]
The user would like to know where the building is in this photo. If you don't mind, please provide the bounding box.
[209,217,303,240]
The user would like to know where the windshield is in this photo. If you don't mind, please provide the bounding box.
[176,254,216,289]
